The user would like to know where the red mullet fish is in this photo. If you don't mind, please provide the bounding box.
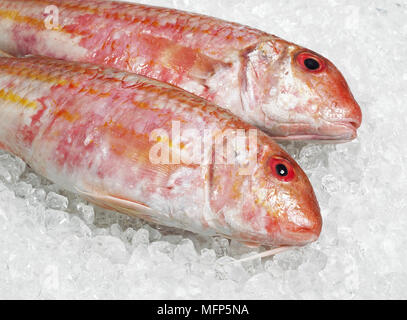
[0,52,322,247]
[0,0,362,141]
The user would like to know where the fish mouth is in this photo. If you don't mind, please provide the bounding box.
[277,229,321,246]
[276,215,323,246]
[268,119,359,142]
[225,229,320,247]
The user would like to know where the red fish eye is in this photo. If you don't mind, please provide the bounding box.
[296,52,325,73]
[269,157,295,182]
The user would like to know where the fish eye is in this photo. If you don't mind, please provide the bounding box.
[296,52,325,73]
[269,157,295,182]
[304,58,319,70]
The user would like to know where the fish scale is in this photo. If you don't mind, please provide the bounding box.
[0,53,321,246]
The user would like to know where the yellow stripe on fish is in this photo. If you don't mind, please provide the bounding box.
[0,9,46,30]
[0,88,37,109]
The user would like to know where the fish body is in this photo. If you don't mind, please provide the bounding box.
[0,54,321,246]
[0,0,362,141]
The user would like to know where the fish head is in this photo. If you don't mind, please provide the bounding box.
[241,37,362,141]
[211,131,322,247]
[250,137,322,246]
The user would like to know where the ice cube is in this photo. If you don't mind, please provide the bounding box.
[214,256,248,283]
[173,239,198,263]
[0,153,26,183]
[44,209,69,230]
[76,202,95,224]
[148,241,174,264]
[26,188,47,207]
[90,235,128,264]
[131,228,150,247]
[23,172,42,188]
[45,192,68,210]
[264,259,285,278]
[70,215,92,238]
[13,181,33,198]
[143,224,162,242]
[211,236,230,257]
[273,249,304,270]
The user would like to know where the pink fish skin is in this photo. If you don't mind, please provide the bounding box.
[0,54,321,247]
[0,0,362,141]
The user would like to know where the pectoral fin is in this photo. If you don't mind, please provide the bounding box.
[75,187,157,222]
[0,49,13,58]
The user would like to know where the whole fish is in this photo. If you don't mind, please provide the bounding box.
[0,52,321,247]
[0,0,362,141]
